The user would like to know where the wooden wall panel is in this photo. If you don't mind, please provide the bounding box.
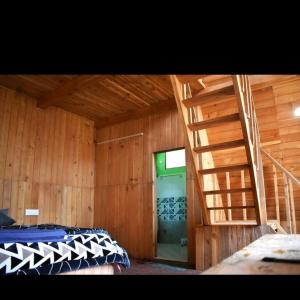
[0,86,95,226]
[272,80,300,229]
[94,109,202,264]
[195,225,275,271]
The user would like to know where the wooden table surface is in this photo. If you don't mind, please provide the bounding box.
[203,234,300,274]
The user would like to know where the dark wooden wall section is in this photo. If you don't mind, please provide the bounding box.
[0,86,95,226]
[195,225,275,271]
[94,109,202,263]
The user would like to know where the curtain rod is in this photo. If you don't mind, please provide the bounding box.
[96,132,144,145]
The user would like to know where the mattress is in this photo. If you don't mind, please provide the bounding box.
[0,224,130,275]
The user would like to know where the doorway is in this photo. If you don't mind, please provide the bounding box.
[154,148,188,262]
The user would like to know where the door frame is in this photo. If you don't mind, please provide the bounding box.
[152,147,188,262]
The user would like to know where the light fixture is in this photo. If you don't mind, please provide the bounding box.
[294,106,300,117]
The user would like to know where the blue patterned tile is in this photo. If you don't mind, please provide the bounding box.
[168,197,175,203]
[157,197,187,221]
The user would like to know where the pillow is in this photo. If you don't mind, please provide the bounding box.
[0,209,16,226]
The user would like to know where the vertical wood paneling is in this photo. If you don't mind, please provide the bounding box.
[0,95,11,179]
[273,80,300,230]
[0,180,3,209]
[195,224,275,271]
[94,108,201,264]
[0,86,95,226]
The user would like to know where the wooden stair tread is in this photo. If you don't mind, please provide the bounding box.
[196,80,234,96]
[207,206,255,210]
[204,187,253,195]
[199,164,250,175]
[182,83,235,108]
[194,139,245,153]
[188,113,240,131]
[195,220,258,227]
[177,75,231,84]
[209,220,258,226]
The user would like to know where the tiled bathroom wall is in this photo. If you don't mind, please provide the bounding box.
[157,197,187,221]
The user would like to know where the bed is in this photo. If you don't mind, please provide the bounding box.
[0,224,130,275]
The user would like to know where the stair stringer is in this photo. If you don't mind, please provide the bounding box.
[170,75,226,225]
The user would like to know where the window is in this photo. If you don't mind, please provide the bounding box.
[166,149,186,169]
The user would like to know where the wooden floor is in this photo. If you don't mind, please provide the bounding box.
[203,234,300,274]
[118,259,199,275]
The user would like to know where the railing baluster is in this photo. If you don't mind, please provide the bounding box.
[246,76,251,119]
[213,174,217,221]
[255,119,260,171]
[288,178,297,234]
[226,172,232,221]
[241,169,247,220]
[252,117,256,163]
[251,101,255,146]
[272,165,280,223]
[283,174,292,234]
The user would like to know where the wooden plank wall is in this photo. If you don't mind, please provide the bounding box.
[0,86,95,226]
[272,80,300,229]
[94,109,202,263]
[195,224,275,271]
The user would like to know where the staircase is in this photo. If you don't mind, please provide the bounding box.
[170,75,267,226]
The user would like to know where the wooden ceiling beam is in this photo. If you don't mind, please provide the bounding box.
[95,98,176,129]
[37,75,103,108]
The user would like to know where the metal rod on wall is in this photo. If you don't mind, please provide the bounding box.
[96,132,144,145]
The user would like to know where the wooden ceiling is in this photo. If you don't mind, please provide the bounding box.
[0,74,298,128]
[0,75,175,127]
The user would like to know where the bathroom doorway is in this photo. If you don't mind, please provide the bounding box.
[154,148,188,262]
